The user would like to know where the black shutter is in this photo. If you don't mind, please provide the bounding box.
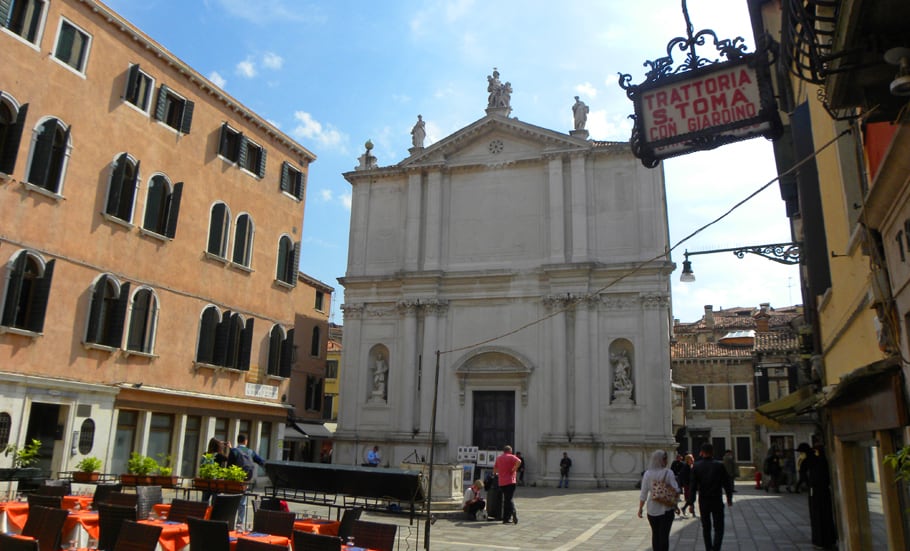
[239,317,254,371]
[0,102,27,174]
[26,259,54,333]
[164,182,183,238]
[218,123,229,157]
[787,363,799,394]
[122,159,140,220]
[180,99,194,134]
[290,241,301,286]
[207,205,224,255]
[125,64,141,101]
[257,147,267,178]
[85,277,107,343]
[296,171,306,200]
[154,85,168,122]
[212,311,231,366]
[755,371,769,405]
[105,154,127,215]
[1,254,26,326]
[279,162,289,193]
[238,135,248,169]
[196,309,216,363]
[279,328,294,377]
[28,120,55,187]
[105,282,130,348]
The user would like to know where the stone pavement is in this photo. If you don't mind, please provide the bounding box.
[317,481,818,551]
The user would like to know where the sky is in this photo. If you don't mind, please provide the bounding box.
[102,0,799,325]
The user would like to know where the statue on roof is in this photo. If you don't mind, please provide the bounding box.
[572,96,589,130]
[487,68,511,110]
[410,114,426,148]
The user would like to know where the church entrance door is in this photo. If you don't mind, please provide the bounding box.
[472,390,515,450]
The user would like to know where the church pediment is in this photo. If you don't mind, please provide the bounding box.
[400,115,592,170]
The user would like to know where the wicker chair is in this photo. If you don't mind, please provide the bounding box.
[235,538,290,551]
[165,498,209,523]
[252,509,296,538]
[292,530,343,551]
[113,520,163,551]
[134,485,162,520]
[98,503,139,551]
[256,497,283,511]
[0,533,39,551]
[187,517,231,551]
[26,493,63,509]
[21,504,69,551]
[336,507,363,540]
[210,493,243,525]
[349,519,397,551]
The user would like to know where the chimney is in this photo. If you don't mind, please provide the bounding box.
[755,302,771,332]
[704,305,714,330]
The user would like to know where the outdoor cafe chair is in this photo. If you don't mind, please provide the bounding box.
[21,504,69,551]
[210,493,243,525]
[36,480,70,496]
[113,520,163,551]
[135,485,162,520]
[252,509,296,538]
[165,498,208,523]
[293,529,343,551]
[92,482,123,506]
[98,503,139,551]
[336,507,363,540]
[26,493,62,509]
[349,519,397,551]
[187,517,230,551]
[106,492,139,508]
[235,538,291,551]
[0,532,39,551]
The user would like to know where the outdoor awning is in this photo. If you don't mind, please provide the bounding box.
[285,421,333,440]
[755,386,821,423]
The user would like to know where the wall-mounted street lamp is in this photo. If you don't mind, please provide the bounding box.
[679,242,801,282]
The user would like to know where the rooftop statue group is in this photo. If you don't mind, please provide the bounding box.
[487,68,512,110]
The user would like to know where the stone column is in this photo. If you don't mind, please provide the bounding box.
[424,172,443,270]
[419,300,445,434]
[569,155,587,262]
[547,157,565,263]
[399,300,419,431]
[349,184,371,276]
[573,296,595,436]
[404,172,423,272]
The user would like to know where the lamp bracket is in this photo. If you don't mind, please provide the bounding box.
[684,242,801,265]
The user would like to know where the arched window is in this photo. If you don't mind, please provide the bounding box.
[0,92,28,175]
[126,287,158,354]
[143,174,183,238]
[85,274,130,348]
[275,235,298,285]
[267,325,294,377]
[105,153,139,222]
[26,117,70,193]
[310,326,321,357]
[207,202,231,257]
[78,418,95,454]
[0,250,55,333]
[232,213,254,266]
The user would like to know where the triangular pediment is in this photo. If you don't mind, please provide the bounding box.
[400,114,592,169]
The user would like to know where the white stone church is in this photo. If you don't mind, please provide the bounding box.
[334,71,675,487]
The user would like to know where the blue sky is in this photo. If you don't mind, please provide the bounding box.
[103,0,799,324]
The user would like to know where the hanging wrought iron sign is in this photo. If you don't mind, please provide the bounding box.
[618,1,782,168]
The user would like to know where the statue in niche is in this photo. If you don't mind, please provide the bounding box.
[611,350,633,393]
[371,352,389,399]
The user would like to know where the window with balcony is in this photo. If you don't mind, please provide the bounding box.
[0,250,54,334]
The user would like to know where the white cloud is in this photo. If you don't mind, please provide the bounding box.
[314,188,351,210]
[292,111,345,150]
[262,52,284,70]
[320,189,333,202]
[339,192,352,210]
[208,71,227,89]
[575,82,597,98]
[236,59,257,78]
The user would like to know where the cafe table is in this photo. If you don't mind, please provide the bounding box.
[229,531,290,550]
[62,495,95,511]
[152,503,212,520]
[293,517,340,536]
[0,500,29,532]
[63,509,100,548]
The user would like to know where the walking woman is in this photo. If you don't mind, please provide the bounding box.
[638,450,680,551]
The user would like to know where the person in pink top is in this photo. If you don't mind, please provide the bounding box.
[493,445,522,524]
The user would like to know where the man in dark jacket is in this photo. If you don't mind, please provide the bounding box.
[691,443,733,551]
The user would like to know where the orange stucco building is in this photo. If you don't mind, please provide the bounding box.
[0,0,316,479]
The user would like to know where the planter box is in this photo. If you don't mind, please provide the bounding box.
[194,478,246,493]
[73,471,100,483]
[121,474,156,485]
[154,475,178,488]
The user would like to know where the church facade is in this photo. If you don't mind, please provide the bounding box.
[335,75,675,487]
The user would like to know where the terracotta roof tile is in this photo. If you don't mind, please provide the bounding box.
[670,342,754,359]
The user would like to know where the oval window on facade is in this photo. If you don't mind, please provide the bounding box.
[78,418,95,454]
[0,413,11,448]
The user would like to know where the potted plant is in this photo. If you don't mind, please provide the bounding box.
[0,439,42,481]
[154,454,178,488]
[74,456,102,483]
[221,464,248,493]
[123,452,158,485]
[194,453,222,492]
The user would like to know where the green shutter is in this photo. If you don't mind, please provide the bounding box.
[196,307,217,364]
[208,204,224,255]
[180,99,194,134]
[0,0,12,28]
[26,259,55,333]
[105,154,127,216]
[105,282,130,348]
[218,123,230,157]
[121,159,140,220]
[290,241,301,286]
[0,102,27,174]
[212,311,231,366]
[238,135,248,169]
[279,328,294,377]
[257,147,267,178]
[154,85,169,121]
[239,317,254,371]
[28,120,56,188]
[297,171,306,200]
[279,162,290,193]
[164,182,183,238]
[85,276,107,343]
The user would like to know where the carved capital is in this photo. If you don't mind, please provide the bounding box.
[340,303,365,319]
[640,292,670,309]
